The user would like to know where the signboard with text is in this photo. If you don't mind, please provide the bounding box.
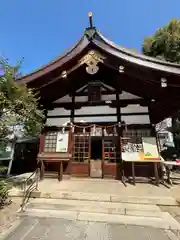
[56,132,69,152]
[122,137,160,161]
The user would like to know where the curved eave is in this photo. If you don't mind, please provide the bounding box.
[17,27,180,85]
[94,31,180,75]
[17,34,90,84]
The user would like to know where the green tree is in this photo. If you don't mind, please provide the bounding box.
[0,58,44,138]
[142,19,180,154]
[142,19,180,63]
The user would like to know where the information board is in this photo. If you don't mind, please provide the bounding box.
[142,137,160,160]
[56,132,69,152]
[122,137,160,161]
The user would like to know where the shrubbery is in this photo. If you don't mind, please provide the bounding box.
[0,180,11,208]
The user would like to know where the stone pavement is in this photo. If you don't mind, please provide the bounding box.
[9,177,180,205]
[3,217,180,240]
[26,178,180,205]
[4,178,180,239]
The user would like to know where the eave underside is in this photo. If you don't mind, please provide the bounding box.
[33,62,180,124]
[16,31,180,124]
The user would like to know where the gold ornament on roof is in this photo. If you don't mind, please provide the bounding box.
[61,70,67,78]
[119,65,125,73]
[79,50,105,75]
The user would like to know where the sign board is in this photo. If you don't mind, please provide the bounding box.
[122,137,160,161]
[56,132,69,152]
[122,152,143,161]
[142,137,160,160]
[0,140,13,160]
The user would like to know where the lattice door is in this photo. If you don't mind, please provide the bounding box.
[103,138,117,163]
[73,134,90,162]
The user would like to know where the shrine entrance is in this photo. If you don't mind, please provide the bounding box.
[90,137,103,178]
[91,137,102,160]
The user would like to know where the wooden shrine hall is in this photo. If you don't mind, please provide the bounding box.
[17,13,180,181]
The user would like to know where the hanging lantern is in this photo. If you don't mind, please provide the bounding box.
[161,77,167,88]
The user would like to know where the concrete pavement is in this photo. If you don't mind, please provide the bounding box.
[9,178,180,205]
[4,178,180,239]
[3,217,179,240]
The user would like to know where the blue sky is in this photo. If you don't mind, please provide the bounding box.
[0,0,180,74]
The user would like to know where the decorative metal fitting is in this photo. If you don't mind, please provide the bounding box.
[119,65,125,73]
[161,77,167,88]
[61,70,67,79]
[79,50,105,75]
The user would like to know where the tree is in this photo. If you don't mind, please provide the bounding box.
[0,58,45,138]
[142,19,180,154]
[142,19,180,63]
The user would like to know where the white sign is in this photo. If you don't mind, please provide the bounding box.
[122,152,142,161]
[142,137,160,160]
[56,132,69,152]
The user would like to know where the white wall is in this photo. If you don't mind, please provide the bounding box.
[121,115,150,124]
[47,108,70,116]
[102,94,118,101]
[46,88,148,126]
[53,89,142,104]
[120,91,141,99]
[75,106,116,115]
[121,105,148,114]
[46,117,70,126]
[54,95,87,103]
[74,116,117,123]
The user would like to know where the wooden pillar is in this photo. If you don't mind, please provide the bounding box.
[116,93,122,180]
[148,103,156,137]
[69,92,75,176]
[70,93,75,123]
[148,103,160,183]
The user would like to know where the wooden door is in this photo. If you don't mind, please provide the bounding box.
[90,159,102,178]
[90,137,102,178]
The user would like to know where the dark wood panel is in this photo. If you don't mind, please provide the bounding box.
[71,162,89,176]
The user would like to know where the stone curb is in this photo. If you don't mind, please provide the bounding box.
[9,190,41,198]
[0,218,22,240]
[9,189,179,206]
[20,208,180,231]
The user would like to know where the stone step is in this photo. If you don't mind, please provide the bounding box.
[26,198,162,217]
[10,187,178,205]
[20,208,180,230]
[40,191,178,206]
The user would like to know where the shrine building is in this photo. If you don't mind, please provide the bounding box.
[17,14,180,180]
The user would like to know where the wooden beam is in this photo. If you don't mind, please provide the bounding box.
[74,90,120,96]
[47,112,149,118]
[116,93,122,180]
[116,93,121,122]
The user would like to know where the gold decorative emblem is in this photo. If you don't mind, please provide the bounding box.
[79,50,105,75]
[119,65,125,73]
